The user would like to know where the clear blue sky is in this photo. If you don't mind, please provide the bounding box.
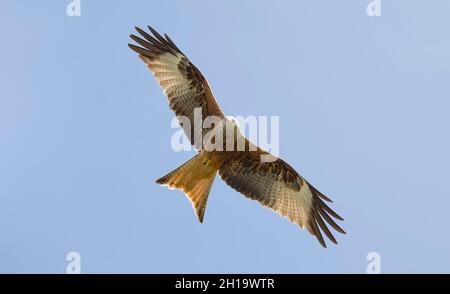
[1,0,450,273]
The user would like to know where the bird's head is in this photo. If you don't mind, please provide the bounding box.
[224,116,241,129]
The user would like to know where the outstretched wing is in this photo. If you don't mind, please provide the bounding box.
[128,26,225,150]
[219,149,345,248]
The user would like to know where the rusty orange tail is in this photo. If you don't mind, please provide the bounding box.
[156,154,218,223]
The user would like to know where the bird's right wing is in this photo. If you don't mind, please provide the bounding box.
[129,26,225,150]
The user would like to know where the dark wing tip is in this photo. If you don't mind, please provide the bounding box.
[318,193,333,203]
[315,211,338,245]
[147,25,158,35]
[128,43,153,58]
[309,183,333,203]
[317,197,345,222]
[309,217,327,248]
[164,33,183,53]
[129,25,182,57]
[306,186,346,247]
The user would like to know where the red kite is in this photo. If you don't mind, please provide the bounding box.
[129,26,345,247]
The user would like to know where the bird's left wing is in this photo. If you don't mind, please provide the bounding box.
[128,26,225,150]
[218,149,346,248]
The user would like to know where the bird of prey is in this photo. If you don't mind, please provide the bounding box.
[128,26,345,248]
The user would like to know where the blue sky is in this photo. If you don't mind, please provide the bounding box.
[1,0,450,273]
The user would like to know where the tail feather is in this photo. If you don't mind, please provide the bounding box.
[156,154,218,222]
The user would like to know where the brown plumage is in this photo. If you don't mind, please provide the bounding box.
[129,26,345,248]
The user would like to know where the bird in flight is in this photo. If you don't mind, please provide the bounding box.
[128,26,345,248]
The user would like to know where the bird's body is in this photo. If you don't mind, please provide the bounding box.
[129,26,346,247]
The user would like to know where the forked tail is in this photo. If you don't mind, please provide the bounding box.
[156,154,218,223]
